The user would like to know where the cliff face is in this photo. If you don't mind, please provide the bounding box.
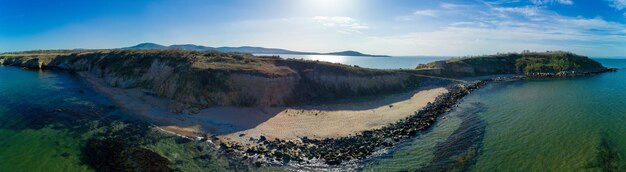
[0,50,441,109]
[415,51,608,78]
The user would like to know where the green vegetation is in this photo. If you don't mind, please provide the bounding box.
[416,51,607,78]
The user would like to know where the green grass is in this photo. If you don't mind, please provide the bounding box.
[416,51,606,77]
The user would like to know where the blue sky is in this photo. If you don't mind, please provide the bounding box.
[1,0,626,57]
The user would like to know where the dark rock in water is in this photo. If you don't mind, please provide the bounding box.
[193,154,212,160]
[585,133,624,171]
[125,147,172,172]
[382,138,394,147]
[78,90,85,94]
[174,137,191,144]
[417,103,487,172]
[81,139,126,171]
[81,138,172,172]
[195,145,207,152]
[326,159,342,166]
[259,136,267,142]
[281,154,292,164]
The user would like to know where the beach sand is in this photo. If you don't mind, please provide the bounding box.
[219,87,447,143]
[79,72,447,144]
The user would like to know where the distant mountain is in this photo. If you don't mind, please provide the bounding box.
[168,44,210,51]
[123,43,390,57]
[128,43,168,50]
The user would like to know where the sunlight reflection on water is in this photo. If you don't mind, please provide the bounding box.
[304,55,347,64]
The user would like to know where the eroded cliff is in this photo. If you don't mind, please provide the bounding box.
[0,50,445,110]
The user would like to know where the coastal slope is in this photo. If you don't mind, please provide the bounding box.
[0,50,444,111]
[415,51,611,78]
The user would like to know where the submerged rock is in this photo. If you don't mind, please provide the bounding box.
[417,103,487,172]
[81,138,172,172]
[585,133,624,171]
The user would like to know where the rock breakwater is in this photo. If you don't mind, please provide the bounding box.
[218,80,489,166]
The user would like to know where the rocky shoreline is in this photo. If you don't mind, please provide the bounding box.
[214,68,619,167]
[524,68,618,78]
[214,80,489,167]
[490,68,618,82]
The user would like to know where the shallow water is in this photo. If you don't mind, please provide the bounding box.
[0,67,235,171]
[0,68,100,171]
[362,58,626,171]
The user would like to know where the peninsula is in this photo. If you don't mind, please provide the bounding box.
[0,49,613,167]
[415,51,614,78]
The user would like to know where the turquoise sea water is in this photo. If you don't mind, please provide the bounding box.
[0,67,234,171]
[1,58,625,171]
[364,58,626,171]
[0,68,106,171]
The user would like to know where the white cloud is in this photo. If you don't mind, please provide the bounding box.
[608,0,626,10]
[364,1,626,56]
[450,22,488,27]
[493,6,541,16]
[209,1,626,57]
[413,10,438,17]
[312,16,369,34]
[394,16,414,21]
[395,9,442,21]
[441,3,473,9]
[530,0,573,5]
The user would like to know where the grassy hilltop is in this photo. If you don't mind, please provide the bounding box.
[416,51,608,78]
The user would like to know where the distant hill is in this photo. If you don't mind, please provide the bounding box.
[123,43,390,57]
[326,51,373,56]
[128,43,168,49]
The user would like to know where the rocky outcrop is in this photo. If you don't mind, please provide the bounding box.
[0,50,444,109]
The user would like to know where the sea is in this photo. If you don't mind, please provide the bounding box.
[0,55,625,171]
[254,54,450,69]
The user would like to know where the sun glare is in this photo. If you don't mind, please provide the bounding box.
[299,0,360,15]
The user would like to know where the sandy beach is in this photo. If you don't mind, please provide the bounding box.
[79,72,447,144]
[218,87,447,143]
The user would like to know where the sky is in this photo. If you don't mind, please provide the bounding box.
[1,0,626,57]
